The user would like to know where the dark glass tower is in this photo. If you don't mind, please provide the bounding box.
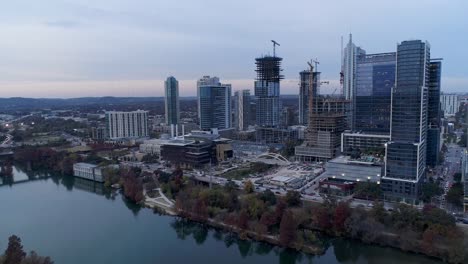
[426,60,442,167]
[255,56,283,127]
[354,53,396,134]
[165,76,179,125]
[197,76,232,130]
[383,40,430,203]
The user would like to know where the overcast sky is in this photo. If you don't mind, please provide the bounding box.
[0,0,467,98]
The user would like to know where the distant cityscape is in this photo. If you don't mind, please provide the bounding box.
[0,35,467,263]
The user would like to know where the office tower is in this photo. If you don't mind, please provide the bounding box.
[426,60,442,167]
[164,76,180,126]
[440,93,459,117]
[105,110,149,139]
[342,34,366,130]
[298,70,321,125]
[197,76,232,130]
[233,90,251,131]
[255,55,283,127]
[462,149,468,212]
[383,40,430,203]
[354,52,396,133]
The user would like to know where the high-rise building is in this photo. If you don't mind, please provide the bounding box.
[462,149,468,212]
[197,76,232,130]
[164,76,180,125]
[298,70,320,125]
[354,52,396,134]
[426,60,443,167]
[440,93,459,117]
[233,90,251,131]
[255,55,283,127]
[105,110,149,139]
[383,40,430,203]
[342,34,366,130]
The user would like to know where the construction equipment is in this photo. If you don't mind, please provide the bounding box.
[271,40,280,57]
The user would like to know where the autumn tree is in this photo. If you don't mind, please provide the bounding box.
[237,210,249,230]
[279,210,296,247]
[244,180,254,194]
[333,202,351,233]
[274,199,287,222]
[3,235,26,264]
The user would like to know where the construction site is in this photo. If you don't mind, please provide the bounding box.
[295,60,349,162]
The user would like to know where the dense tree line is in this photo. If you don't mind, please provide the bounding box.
[0,235,53,264]
[172,180,466,263]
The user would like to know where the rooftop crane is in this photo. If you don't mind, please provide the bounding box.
[271,40,280,57]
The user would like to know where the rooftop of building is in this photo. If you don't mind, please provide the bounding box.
[74,163,99,169]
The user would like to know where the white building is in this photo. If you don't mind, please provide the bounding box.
[139,138,172,157]
[440,93,459,117]
[73,163,104,182]
[105,110,149,139]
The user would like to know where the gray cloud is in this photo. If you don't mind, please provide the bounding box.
[0,0,466,98]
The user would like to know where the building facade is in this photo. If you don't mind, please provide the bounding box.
[233,90,251,131]
[354,52,396,134]
[426,60,443,167]
[197,76,232,130]
[73,163,104,182]
[298,70,320,125]
[383,40,430,203]
[105,110,149,139]
[441,93,459,117]
[462,149,468,212]
[165,76,180,125]
[342,34,366,130]
[255,56,283,127]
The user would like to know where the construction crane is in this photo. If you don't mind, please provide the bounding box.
[313,58,320,73]
[271,40,280,57]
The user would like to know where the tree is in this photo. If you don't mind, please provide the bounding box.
[370,202,388,224]
[237,210,249,230]
[453,173,462,183]
[22,251,54,264]
[274,199,287,222]
[333,202,351,233]
[244,180,254,194]
[279,210,296,247]
[285,190,301,207]
[259,210,277,230]
[315,206,332,231]
[3,235,26,264]
[446,182,463,207]
[421,182,443,203]
[257,189,277,205]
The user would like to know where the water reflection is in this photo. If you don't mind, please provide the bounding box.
[169,218,312,263]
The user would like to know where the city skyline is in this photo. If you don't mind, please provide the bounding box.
[1,0,467,98]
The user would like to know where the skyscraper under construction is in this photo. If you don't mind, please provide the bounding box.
[255,55,283,127]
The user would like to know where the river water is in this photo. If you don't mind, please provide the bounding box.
[0,167,443,264]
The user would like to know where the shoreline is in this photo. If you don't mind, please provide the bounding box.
[146,198,459,263]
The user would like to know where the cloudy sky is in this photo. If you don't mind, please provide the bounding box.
[0,0,467,98]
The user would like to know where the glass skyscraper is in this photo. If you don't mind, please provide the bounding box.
[426,60,442,167]
[197,76,232,130]
[383,40,430,203]
[354,52,396,134]
[164,76,180,126]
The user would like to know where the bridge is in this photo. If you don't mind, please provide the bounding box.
[254,153,291,166]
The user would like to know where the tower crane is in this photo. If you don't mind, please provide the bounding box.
[271,40,280,57]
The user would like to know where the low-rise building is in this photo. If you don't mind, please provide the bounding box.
[73,163,104,182]
[320,155,383,183]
